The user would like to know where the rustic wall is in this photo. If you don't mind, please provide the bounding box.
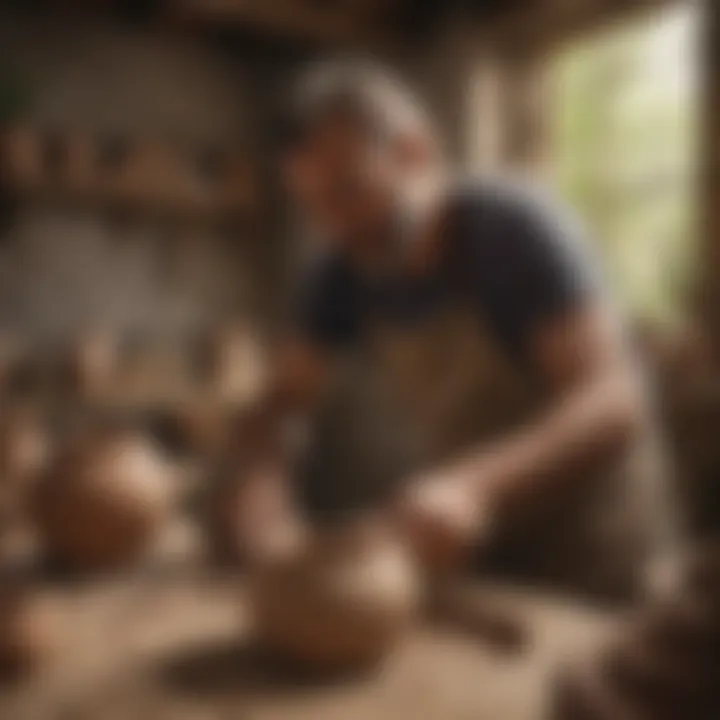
[0,15,271,343]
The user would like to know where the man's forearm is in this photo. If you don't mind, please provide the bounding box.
[233,341,330,561]
[458,369,643,524]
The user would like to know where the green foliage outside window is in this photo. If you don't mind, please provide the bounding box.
[553,4,698,326]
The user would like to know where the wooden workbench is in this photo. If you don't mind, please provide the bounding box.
[0,544,617,720]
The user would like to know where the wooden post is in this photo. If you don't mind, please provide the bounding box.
[465,49,552,180]
[419,21,552,178]
[466,54,506,172]
[700,0,720,357]
[498,50,552,181]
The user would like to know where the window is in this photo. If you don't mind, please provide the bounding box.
[552,3,698,326]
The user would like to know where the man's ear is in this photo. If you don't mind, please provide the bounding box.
[394,131,435,171]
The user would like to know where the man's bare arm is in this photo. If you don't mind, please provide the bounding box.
[453,305,643,527]
[400,305,644,572]
[235,338,332,562]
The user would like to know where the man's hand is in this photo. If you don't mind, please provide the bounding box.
[236,462,307,566]
[396,463,493,576]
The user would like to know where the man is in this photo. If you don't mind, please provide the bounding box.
[237,61,672,602]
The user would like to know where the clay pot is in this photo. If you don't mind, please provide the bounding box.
[199,325,265,402]
[0,585,55,683]
[33,430,174,572]
[69,332,118,399]
[172,402,232,458]
[0,411,49,526]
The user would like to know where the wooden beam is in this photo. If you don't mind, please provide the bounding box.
[479,0,682,53]
[164,0,400,50]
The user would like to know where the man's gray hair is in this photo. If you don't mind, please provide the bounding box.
[281,60,434,149]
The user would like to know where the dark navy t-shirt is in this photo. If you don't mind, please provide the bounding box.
[297,178,602,364]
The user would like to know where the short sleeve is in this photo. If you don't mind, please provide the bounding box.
[456,182,603,356]
[294,253,362,351]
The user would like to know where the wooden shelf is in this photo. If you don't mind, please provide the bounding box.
[1,126,257,224]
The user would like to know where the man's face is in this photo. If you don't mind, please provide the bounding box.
[282,118,401,250]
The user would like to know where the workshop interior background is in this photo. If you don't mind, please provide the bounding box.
[0,0,718,719]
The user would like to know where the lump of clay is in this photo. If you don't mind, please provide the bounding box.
[250,518,420,673]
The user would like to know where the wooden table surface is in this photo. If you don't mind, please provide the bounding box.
[0,555,617,720]
[0,521,618,720]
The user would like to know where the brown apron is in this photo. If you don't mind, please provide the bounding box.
[299,294,670,602]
